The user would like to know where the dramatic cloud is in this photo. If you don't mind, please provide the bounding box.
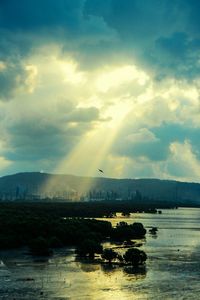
[0,100,101,178]
[0,0,200,181]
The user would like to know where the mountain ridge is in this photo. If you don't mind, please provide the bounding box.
[0,172,200,204]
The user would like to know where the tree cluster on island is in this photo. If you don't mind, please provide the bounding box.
[77,246,147,267]
[0,203,148,267]
[75,221,147,267]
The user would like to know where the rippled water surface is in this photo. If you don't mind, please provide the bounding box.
[1,207,200,299]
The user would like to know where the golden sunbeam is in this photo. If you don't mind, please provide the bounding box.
[41,101,130,199]
[41,125,118,198]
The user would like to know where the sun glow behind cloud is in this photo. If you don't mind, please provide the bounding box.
[41,90,132,195]
[96,65,149,93]
[3,46,199,184]
[0,0,200,187]
[0,61,6,71]
[61,60,87,85]
[32,51,147,192]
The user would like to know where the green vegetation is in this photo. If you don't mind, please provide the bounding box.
[0,202,148,262]
[101,247,147,267]
[76,239,103,259]
[102,248,118,264]
[0,203,112,253]
[0,201,172,219]
[149,227,158,234]
[123,248,147,266]
[111,222,146,241]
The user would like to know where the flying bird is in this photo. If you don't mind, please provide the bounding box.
[98,169,104,173]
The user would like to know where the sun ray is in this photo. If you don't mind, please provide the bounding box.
[41,101,130,199]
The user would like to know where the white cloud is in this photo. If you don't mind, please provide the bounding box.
[95,65,149,93]
[0,41,200,182]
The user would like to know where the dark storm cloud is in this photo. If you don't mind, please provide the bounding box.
[113,123,200,162]
[0,0,84,31]
[1,104,100,162]
[151,123,200,160]
[85,0,200,78]
[148,32,200,80]
[0,29,38,100]
[0,0,115,47]
[0,61,29,100]
[0,0,200,78]
[112,129,169,162]
[0,0,118,93]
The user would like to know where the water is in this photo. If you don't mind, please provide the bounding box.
[1,207,200,299]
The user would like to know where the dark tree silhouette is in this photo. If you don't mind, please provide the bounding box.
[102,248,118,264]
[111,222,146,241]
[149,227,158,234]
[123,248,147,266]
[76,239,103,259]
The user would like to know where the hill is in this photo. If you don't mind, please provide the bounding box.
[0,172,200,205]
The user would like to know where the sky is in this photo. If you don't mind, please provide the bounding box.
[0,0,200,182]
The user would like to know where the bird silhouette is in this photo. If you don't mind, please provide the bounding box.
[98,169,104,173]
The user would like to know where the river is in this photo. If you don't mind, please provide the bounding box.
[1,207,200,299]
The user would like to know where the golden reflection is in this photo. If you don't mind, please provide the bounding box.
[75,263,147,300]
[79,262,101,273]
[123,266,146,280]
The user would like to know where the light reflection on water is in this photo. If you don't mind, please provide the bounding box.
[1,207,200,299]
